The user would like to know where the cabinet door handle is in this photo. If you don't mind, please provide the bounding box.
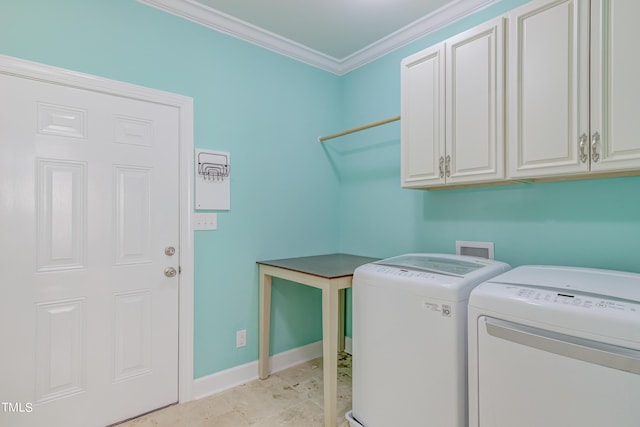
[445,155,451,178]
[578,133,588,163]
[439,156,445,178]
[591,131,600,163]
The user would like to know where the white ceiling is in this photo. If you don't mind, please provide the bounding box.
[138,0,499,75]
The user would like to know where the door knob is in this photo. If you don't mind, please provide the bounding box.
[164,267,177,278]
[165,246,176,256]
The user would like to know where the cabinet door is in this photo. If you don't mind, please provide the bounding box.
[507,0,589,179]
[400,43,445,188]
[590,0,640,172]
[446,17,505,185]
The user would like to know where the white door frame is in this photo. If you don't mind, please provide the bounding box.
[0,54,195,403]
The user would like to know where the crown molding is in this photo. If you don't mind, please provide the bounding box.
[138,0,499,75]
[137,0,340,72]
[340,0,500,73]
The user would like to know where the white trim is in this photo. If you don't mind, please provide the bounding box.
[137,0,339,73]
[137,0,499,75]
[0,54,195,402]
[178,98,195,403]
[192,359,258,400]
[344,336,353,355]
[340,0,501,73]
[192,340,323,400]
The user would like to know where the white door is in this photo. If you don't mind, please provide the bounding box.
[590,0,640,172]
[0,71,180,426]
[507,0,590,179]
[446,17,505,185]
[400,43,446,188]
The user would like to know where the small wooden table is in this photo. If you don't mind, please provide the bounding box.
[257,254,378,427]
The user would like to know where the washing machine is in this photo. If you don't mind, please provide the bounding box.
[346,253,510,427]
[468,265,640,427]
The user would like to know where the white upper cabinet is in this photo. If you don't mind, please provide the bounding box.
[508,0,640,179]
[446,18,505,185]
[590,0,640,172]
[507,0,590,178]
[401,17,505,188]
[401,43,445,187]
[402,0,640,188]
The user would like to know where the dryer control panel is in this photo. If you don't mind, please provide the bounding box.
[506,284,639,314]
[469,280,640,354]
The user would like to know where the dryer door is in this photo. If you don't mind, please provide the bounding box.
[473,316,640,427]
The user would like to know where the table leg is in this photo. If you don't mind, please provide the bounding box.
[322,285,339,427]
[258,271,272,380]
[338,289,346,352]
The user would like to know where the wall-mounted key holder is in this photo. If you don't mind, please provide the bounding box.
[195,149,230,210]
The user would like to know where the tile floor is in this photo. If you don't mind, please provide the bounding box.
[116,353,352,427]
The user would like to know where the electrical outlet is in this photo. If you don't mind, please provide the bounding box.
[193,212,217,230]
[236,329,247,348]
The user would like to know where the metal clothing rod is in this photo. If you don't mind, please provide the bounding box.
[318,115,401,142]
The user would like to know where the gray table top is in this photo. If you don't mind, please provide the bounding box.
[257,253,379,279]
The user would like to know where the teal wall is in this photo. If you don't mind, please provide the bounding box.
[0,0,341,378]
[2,0,640,379]
[334,0,640,336]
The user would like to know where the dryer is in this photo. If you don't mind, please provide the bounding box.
[468,265,640,427]
[347,254,510,427]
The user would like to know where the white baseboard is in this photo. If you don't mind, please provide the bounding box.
[344,336,352,355]
[192,340,323,400]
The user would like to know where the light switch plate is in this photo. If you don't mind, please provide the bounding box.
[236,329,246,348]
[193,212,217,230]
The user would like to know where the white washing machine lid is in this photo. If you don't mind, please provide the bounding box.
[357,254,510,301]
[375,253,494,277]
[486,265,640,303]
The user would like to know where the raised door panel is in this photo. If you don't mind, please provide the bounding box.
[401,43,445,188]
[507,0,589,179]
[590,0,640,172]
[446,17,505,185]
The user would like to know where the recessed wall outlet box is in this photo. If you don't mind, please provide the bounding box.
[193,212,217,230]
[456,240,494,259]
[236,329,247,348]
